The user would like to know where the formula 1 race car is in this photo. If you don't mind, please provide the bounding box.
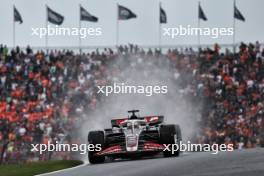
[88,110,182,164]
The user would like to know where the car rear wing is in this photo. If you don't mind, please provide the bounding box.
[111,116,164,127]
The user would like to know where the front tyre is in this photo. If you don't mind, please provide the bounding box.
[88,131,105,164]
[160,124,182,157]
[260,129,264,148]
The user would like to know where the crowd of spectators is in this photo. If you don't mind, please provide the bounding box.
[194,42,264,149]
[0,42,263,164]
[0,44,115,163]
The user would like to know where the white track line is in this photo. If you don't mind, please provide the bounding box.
[35,153,190,175]
[35,162,87,176]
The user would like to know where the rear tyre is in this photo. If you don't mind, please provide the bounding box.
[88,131,105,164]
[160,124,182,157]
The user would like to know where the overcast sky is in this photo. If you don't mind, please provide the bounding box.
[0,0,263,47]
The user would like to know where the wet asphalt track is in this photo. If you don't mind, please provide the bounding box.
[39,148,264,176]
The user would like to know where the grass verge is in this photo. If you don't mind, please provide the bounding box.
[0,160,83,176]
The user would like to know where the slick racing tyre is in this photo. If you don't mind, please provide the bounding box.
[88,131,105,164]
[160,124,182,157]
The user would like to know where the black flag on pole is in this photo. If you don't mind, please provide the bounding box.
[14,6,23,24]
[160,6,167,23]
[118,5,137,20]
[80,6,98,22]
[47,6,64,25]
[198,4,207,21]
[234,5,245,21]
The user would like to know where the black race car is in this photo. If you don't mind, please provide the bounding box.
[88,110,182,164]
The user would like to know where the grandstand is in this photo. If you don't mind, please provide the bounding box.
[0,42,264,163]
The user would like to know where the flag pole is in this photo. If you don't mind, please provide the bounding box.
[116,3,119,48]
[159,1,161,51]
[233,0,236,53]
[79,4,82,54]
[45,4,48,52]
[13,5,15,48]
[198,1,201,47]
